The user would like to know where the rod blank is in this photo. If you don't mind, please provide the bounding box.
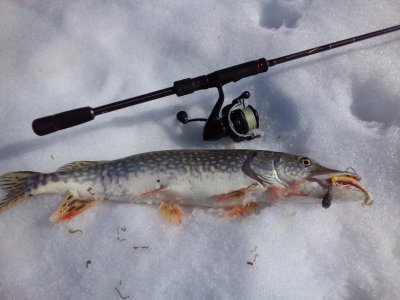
[32,24,400,136]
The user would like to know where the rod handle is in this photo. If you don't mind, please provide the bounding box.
[174,58,268,96]
[32,106,95,136]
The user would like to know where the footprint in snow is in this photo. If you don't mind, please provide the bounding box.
[350,76,400,128]
[260,0,302,30]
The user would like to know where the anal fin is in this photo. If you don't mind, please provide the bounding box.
[159,201,183,225]
[51,193,97,223]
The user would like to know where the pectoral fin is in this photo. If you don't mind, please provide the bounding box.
[51,193,97,223]
[214,183,260,203]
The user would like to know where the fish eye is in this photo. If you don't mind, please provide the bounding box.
[300,157,313,167]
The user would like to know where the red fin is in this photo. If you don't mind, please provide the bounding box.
[215,183,259,203]
[223,202,258,217]
[159,201,183,225]
[216,189,247,202]
[267,186,289,201]
[51,193,97,223]
[141,185,168,197]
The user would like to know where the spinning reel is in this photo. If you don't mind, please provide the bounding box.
[176,86,260,142]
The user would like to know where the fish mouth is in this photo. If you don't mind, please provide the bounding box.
[310,167,361,182]
[308,167,373,205]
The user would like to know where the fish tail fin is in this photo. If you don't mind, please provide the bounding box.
[0,171,40,212]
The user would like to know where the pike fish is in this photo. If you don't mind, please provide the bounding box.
[0,149,372,224]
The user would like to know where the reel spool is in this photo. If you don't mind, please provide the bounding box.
[177,87,260,142]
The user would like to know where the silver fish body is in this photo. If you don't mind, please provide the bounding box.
[0,149,372,223]
[31,150,269,207]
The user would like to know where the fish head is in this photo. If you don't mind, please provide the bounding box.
[273,153,359,184]
[243,151,372,205]
[273,153,372,205]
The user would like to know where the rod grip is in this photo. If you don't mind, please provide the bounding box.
[32,106,95,136]
[174,58,268,96]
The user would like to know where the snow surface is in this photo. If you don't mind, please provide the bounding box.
[1,1,400,299]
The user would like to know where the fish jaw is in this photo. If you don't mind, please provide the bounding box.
[307,165,361,183]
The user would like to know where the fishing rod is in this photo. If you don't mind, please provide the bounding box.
[32,24,400,141]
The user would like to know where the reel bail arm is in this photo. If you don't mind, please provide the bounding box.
[178,86,260,142]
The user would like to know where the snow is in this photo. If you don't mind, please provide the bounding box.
[1,1,399,299]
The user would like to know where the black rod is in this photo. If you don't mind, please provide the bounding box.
[93,87,175,116]
[32,24,400,136]
[268,24,400,67]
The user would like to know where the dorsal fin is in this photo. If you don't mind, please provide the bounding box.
[57,161,107,172]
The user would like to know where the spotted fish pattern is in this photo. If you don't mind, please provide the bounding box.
[0,149,372,224]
